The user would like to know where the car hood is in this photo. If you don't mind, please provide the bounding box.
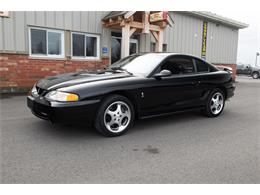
[36,70,132,90]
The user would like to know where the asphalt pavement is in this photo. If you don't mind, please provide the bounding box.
[0,75,259,183]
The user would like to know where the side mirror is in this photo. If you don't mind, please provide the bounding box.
[154,69,172,78]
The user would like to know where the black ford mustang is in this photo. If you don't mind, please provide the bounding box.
[27,53,235,136]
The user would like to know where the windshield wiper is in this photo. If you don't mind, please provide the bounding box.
[110,67,133,75]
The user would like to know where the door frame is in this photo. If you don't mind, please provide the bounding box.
[110,32,139,64]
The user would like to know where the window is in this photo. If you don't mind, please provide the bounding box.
[150,42,167,52]
[29,27,64,58]
[195,59,209,72]
[72,32,100,60]
[160,56,195,75]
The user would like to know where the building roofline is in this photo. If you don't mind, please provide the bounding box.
[186,11,248,29]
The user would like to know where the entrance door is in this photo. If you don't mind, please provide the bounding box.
[111,34,138,64]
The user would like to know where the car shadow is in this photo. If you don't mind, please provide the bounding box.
[35,110,203,139]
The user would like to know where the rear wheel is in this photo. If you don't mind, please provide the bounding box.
[252,72,259,79]
[203,89,225,117]
[94,95,134,137]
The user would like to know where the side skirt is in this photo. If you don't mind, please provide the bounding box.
[139,106,205,120]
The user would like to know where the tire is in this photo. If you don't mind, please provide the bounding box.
[94,95,135,137]
[252,72,259,79]
[203,89,225,117]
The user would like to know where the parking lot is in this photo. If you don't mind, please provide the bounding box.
[0,75,259,183]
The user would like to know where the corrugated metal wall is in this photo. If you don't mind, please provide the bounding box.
[206,22,238,64]
[164,12,203,57]
[0,11,111,54]
[0,11,239,64]
[163,12,239,64]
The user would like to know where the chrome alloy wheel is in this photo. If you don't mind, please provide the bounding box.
[210,92,224,115]
[104,101,131,133]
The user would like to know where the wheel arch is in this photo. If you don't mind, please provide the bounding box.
[102,90,140,119]
[215,86,227,99]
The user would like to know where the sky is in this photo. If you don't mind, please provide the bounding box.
[216,11,260,66]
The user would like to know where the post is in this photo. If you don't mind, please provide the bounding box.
[155,29,163,52]
[255,52,259,66]
[121,23,130,58]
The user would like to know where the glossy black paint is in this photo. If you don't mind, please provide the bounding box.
[27,53,235,123]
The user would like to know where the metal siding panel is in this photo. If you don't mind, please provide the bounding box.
[96,12,104,33]
[45,11,55,28]
[166,12,203,56]
[35,11,45,26]
[72,12,81,31]
[14,11,26,52]
[26,11,35,25]
[3,12,15,51]
[0,18,3,50]
[55,12,64,29]
[80,11,89,32]
[88,12,95,32]
[206,22,238,64]
[64,11,73,30]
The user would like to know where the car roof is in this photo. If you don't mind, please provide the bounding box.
[135,52,202,59]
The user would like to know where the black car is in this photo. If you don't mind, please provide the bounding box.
[27,53,235,136]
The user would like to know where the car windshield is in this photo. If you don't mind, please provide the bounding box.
[109,53,166,77]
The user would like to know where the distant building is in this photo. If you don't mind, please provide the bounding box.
[0,11,247,92]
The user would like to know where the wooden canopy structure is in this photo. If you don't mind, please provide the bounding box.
[102,11,174,58]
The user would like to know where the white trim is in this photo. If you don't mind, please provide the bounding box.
[28,26,65,59]
[71,32,101,60]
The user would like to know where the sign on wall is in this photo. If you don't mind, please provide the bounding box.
[149,11,168,23]
[201,21,208,60]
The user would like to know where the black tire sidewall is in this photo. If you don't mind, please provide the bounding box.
[95,95,135,136]
[252,72,259,79]
[204,89,225,117]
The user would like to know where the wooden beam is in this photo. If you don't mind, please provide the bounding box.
[121,23,130,58]
[129,28,137,37]
[129,21,143,29]
[149,24,161,32]
[155,29,163,52]
[142,11,150,33]
[150,30,159,42]
[103,20,121,28]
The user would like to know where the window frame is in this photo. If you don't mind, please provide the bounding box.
[28,26,65,59]
[71,32,100,60]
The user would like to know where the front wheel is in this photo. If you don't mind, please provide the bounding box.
[94,95,134,137]
[252,72,259,79]
[203,89,225,117]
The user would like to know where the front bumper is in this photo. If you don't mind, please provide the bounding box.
[27,95,100,123]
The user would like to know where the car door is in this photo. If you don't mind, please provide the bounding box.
[140,55,204,117]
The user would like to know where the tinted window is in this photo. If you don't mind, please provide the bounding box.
[72,34,85,57]
[86,36,97,57]
[160,56,195,74]
[195,59,209,72]
[48,32,61,55]
[31,29,47,55]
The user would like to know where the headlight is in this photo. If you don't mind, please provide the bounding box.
[31,84,38,97]
[45,91,79,102]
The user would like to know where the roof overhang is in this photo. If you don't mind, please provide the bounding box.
[185,11,248,29]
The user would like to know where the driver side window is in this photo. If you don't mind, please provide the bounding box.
[159,56,195,75]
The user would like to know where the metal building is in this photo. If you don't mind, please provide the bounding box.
[0,11,247,92]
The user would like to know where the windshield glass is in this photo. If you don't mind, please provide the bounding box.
[109,53,166,76]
